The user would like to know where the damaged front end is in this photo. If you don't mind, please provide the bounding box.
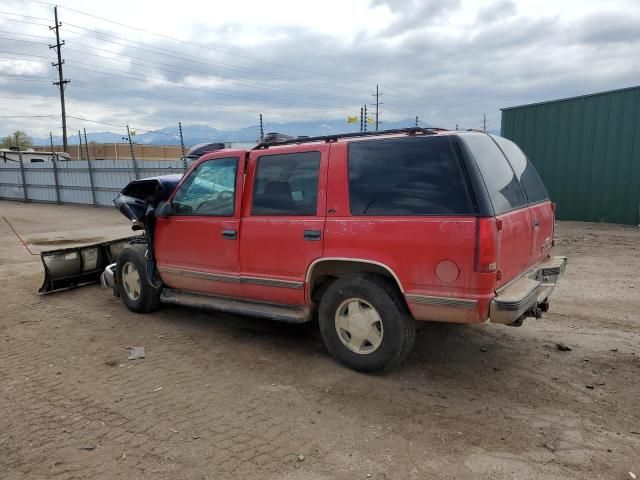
[39,174,182,294]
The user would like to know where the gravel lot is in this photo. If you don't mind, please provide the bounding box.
[1,200,639,480]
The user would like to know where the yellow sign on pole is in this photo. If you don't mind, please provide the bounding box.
[347,116,358,124]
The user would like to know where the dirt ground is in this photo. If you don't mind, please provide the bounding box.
[1,200,638,480]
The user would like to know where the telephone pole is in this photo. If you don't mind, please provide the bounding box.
[371,84,382,131]
[415,116,419,127]
[360,107,364,132]
[483,113,487,131]
[49,6,70,153]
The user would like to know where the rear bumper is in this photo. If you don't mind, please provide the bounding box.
[490,256,567,325]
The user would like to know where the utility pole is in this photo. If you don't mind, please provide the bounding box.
[360,107,364,132]
[483,113,487,131]
[415,116,419,127]
[49,6,70,153]
[259,113,264,142]
[371,84,382,131]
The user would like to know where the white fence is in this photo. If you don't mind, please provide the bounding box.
[0,158,190,207]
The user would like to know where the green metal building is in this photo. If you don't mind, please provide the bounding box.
[501,85,640,225]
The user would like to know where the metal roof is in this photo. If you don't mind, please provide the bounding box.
[501,84,640,111]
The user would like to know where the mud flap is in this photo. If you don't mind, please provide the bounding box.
[39,236,139,294]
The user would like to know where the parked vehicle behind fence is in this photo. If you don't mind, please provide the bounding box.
[1,148,71,163]
[100,127,567,373]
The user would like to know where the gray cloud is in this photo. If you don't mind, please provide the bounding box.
[370,0,462,36]
[1,1,639,138]
[476,0,517,24]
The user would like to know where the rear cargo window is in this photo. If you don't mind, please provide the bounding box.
[491,136,549,204]
[461,133,527,215]
[347,136,474,216]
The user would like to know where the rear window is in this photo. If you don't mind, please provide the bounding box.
[491,135,549,204]
[348,136,474,216]
[252,151,320,216]
[461,133,527,215]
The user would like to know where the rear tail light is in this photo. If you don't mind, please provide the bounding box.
[475,217,498,273]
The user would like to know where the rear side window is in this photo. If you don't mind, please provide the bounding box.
[252,151,320,215]
[348,136,474,216]
[461,133,527,214]
[491,136,549,204]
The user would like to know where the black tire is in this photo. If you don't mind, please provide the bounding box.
[318,274,416,373]
[116,243,161,314]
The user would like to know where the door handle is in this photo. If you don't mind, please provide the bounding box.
[222,229,237,240]
[303,229,321,241]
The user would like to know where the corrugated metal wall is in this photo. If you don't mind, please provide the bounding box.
[0,159,188,207]
[501,86,640,225]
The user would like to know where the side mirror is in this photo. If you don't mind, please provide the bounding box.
[155,201,173,217]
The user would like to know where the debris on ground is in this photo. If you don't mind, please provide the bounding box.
[104,359,118,367]
[297,454,305,462]
[79,446,96,451]
[586,385,594,389]
[127,346,145,360]
[556,343,572,351]
[629,472,636,480]
[153,387,163,392]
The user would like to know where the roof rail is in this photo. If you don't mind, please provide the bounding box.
[253,127,442,149]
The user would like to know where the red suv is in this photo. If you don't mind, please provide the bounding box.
[103,128,567,372]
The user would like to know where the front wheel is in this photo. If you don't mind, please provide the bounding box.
[318,274,416,373]
[116,243,161,313]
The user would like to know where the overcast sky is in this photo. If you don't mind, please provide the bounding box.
[1,0,639,139]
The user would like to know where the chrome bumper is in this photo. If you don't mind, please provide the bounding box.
[490,256,567,325]
[100,263,117,290]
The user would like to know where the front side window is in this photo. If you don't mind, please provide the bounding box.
[491,135,549,204]
[252,151,320,215]
[461,133,527,215]
[348,136,474,216]
[172,157,237,215]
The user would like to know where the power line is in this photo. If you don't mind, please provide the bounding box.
[0,27,366,103]
[59,43,362,105]
[60,23,368,96]
[1,6,442,121]
[25,0,375,87]
[61,38,366,98]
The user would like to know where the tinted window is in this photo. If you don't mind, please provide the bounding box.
[172,157,237,215]
[491,135,549,204]
[348,136,474,216]
[461,133,527,214]
[252,151,320,215]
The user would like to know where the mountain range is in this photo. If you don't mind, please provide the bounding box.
[35,118,432,146]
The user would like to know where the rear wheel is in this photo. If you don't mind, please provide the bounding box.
[318,274,416,373]
[116,243,161,313]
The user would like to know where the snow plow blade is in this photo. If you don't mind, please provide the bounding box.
[39,236,138,294]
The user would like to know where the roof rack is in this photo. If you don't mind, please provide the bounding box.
[253,127,443,149]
